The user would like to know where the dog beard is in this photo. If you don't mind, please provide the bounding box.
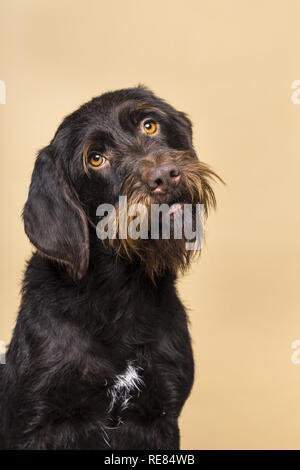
[106,153,220,280]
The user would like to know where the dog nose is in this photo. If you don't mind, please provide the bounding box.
[146,163,181,193]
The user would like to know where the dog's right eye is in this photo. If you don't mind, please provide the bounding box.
[89,153,107,167]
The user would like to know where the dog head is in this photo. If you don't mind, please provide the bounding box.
[23,86,220,280]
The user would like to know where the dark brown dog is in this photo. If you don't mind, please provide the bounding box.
[0,86,219,449]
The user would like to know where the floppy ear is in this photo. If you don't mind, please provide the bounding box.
[168,111,194,150]
[177,112,193,140]
[178,111,192,131]
[23,146,89,280]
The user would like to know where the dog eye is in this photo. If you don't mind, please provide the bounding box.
[143,120,157,135]
[89,153,106,167]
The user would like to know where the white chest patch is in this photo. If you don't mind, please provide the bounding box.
[107,361,144,413]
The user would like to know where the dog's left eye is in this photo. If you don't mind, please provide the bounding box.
[89,153,106,167]
[143,120,157,135]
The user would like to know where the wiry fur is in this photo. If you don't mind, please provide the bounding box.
[0,86,220,449]
[108,151,219,279]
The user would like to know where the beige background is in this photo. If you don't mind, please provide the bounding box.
[1,0,300,450]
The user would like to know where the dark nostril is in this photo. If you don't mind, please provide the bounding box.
[154,177,163,187]
[170,168,180,178]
